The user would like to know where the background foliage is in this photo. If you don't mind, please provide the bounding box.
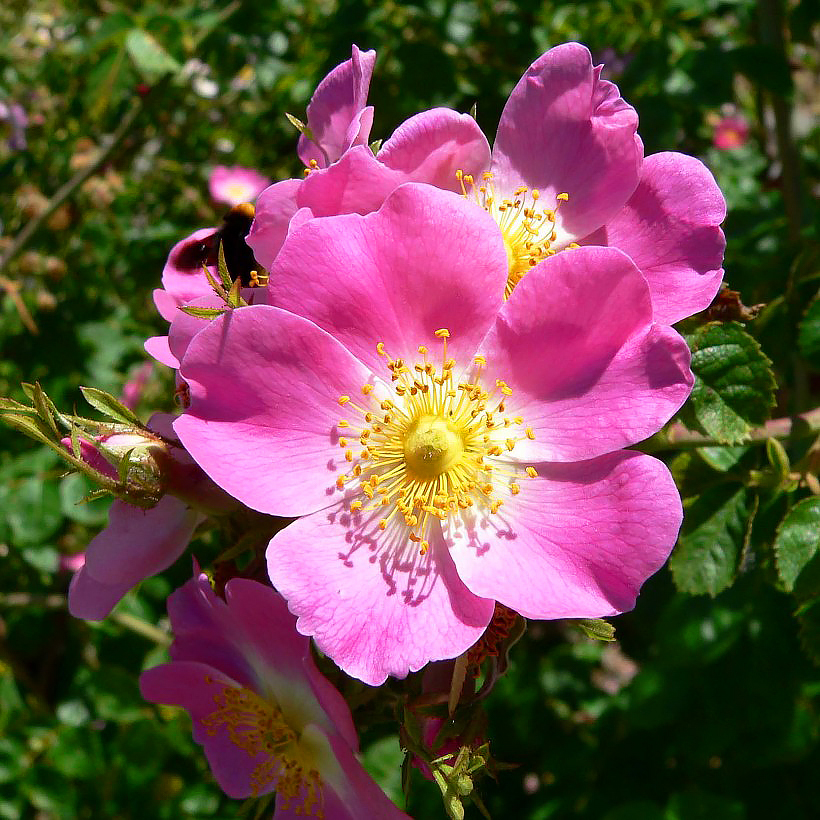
[1,0,818,817]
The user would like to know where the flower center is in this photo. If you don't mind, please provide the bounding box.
[457,170,578,299]
[334,329,537,554]
[202,678,323,813]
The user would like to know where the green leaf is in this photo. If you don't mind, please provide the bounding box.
[216,241,233,291]
[59,473,111,526]
[5,478,62,547]
[576,618,616,641]
[774,498,820,599]
[177,305,227,319]
[797,291,820,369]
[124,29,181,81]
[685,322,776,444]
[669,485,749,596]
[79,386,140,425]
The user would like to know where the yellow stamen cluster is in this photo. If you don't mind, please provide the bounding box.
[457,170,579,298]
[334,330,537,555]
[202,678,323,814]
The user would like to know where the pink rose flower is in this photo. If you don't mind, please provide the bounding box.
[173,184,692,684]
[66,414,235,620]
[208,165,271,207]
[140,574,408,819]
[249,42,726,325]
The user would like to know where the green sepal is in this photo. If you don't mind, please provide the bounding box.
[177,305,227,319]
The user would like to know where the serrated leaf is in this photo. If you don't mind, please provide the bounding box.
[774,498,820,599]
[798,291,820,369]
[227,276,243,307]
[216,242,233,290]
[79,386,140,425]
[0,397,36,413]
[31,384,58,436]
[685,322,776,444]
[177,305,227,319]
[1,413,58,448]
[124,29,181,81]
[669,485,748,596]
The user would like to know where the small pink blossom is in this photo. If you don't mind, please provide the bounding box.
[174,184,692,685]
[713,115,750,151]
[120,361,153,409]
[140,574,408,819]
[208,165,271,207]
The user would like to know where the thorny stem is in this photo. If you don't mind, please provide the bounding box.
[639,407,820,453]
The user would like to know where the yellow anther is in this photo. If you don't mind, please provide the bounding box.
[336,476,345,490]
[568,243,580,249]
[482,171,493,180]
[490,499,503,514]
[338,420,349,428]
[409,533,421,542]
[338,437,348,447]
[505,439,516,452]
[350,501,363,512]
[376,342,386,355]
[525,427,535,440]
[378,520,387,530]
[420,540,429,555]
[344,449,353,462]
[525,466,537,478]
[435,328,450,338]
[418,345,428,354]
[361,384,374,394]
[309,159,319,169]
[338,395,350,405]
[556,192,569,201]
[510,482,521,496]
[474,355,486,367]
[531,189,540,200]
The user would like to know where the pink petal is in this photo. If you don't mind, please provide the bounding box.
[245,178,301,271]
[491,43,641,243]
[144,334,178,368]
[153,288,179,323]
[161,228,219,306]
[298,145,412,217]
[297,46,377,168]
[593,152,726,324]
[321,731,410,820]
[82,496,200,586]
[175,305,374,517]
[271,183,508,373]
[376,108,491,191]
[266,505,494,686]
[478,246,692,461]
[447,452,682,618]
[140,661,267,798]
[68,567,132,620]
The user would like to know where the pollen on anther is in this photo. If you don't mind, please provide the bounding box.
[525,427,535,440]
[350,501,363,513]
[361,384,374,395]
[435,328,450,338]
[510,482,521,496]
[525,466,538,478]
[556,192,569,201]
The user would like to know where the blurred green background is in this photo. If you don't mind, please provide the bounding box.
[1,0,819,817]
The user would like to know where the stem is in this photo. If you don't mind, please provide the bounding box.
[639,407,820,453]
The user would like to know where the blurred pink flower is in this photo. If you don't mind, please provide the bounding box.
[174,184,692,685]
[120,361,153,409]
[713,115,750,151]
[208,165,271,206]
[140,574,408,818]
